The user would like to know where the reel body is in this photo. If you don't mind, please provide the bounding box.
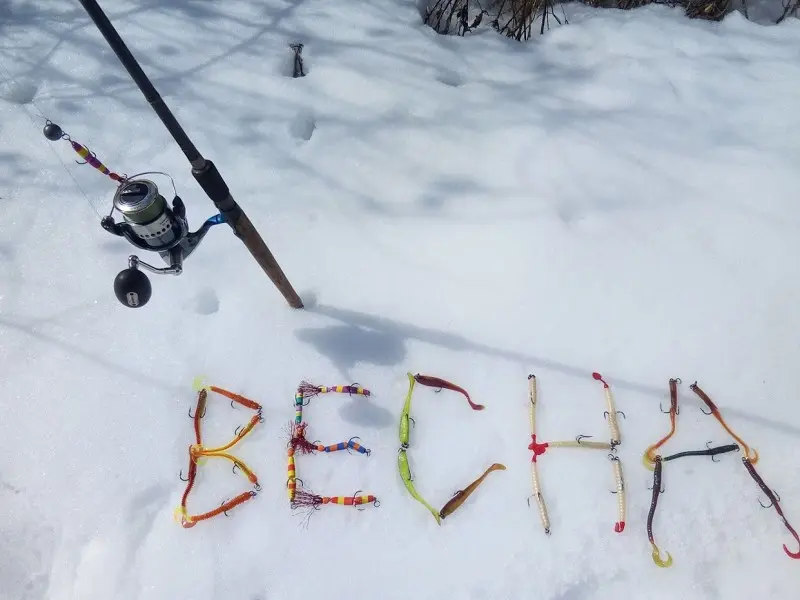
[101,176,222,307]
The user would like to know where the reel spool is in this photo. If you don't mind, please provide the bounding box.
[101,176,222,308]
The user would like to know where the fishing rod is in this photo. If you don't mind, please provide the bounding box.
[72,0,303,309]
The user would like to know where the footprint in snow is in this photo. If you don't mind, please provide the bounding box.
[289,113,316,142]
[436,69,464,88]
[0,77,40,105]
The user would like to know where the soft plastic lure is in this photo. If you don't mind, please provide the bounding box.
[398,372,497,524]
[689,381,758,464]
[643,378,681,470]
[175,377,263,528]
[741,457,800,559]
[527,374,550,535]
[647,456,673,567]
[439,463,506,520]
[662,443,739,463]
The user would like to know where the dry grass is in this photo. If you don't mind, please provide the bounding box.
[422,0,779,40]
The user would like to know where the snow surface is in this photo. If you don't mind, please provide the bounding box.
[2,0,800,598]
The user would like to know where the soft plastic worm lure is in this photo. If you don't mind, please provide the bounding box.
[741,457,800,559]
[644,378,681,470]
[609,454,626,533]
[647,456,673,567]
[593,372,624,447]
[527,374,551,535]
[689,381,758,464]
[176,378,264,528]
[662,443,739,463]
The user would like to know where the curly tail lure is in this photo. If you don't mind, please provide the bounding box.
[287,380,377,512]
[175,377,264,529]
[741,457,800,559]
[398,373,500,525]
[527,372,626,535]
[647,456,672,567]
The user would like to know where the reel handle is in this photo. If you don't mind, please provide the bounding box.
[114,258,152,307]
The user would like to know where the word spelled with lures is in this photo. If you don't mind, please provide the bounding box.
[173,373,799,567]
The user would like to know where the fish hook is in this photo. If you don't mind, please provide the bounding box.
[232,461,240,475]
[706,441,721,462]
[698,404,713,416]
[353,489,366,511]
[647,481,666,494]
[253,482,262,492]
[75,147,96,165]
[408,416,416,428]
[235,425,244,437]
[576,434,593,444]
[659,402,672,414]
[222,499,231,517]
[188,405,206,419]
[179,470,189,482]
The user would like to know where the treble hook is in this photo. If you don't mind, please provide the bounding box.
[705,441,721,462]
[353,489,366,511]
[604,410,626,420]
[188,405,206,419]
[75,147,96,165]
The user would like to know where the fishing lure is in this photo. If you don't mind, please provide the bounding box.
[741,457,800,559]
[175,378,263,528]
[643,378,681,470]
[398,372,499,524]
[412,373,485,411]
[527,375,551,535]
[527,373,625,534]
[609,454,626,533]
[662,443,739,463]
[647,456,673,567]
[594,372,624,447]
[288,381,377,513]
[43,120,125,183]
[689,381,758,463]
[439,463,507,520]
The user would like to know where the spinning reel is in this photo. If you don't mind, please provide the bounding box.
[43,120,223,308]
[101,177,223,308]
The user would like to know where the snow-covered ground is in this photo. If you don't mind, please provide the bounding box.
[2,1,799,598]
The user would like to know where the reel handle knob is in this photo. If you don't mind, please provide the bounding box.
[114,265,152,307]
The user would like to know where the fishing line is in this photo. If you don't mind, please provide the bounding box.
[0,57,102,218]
